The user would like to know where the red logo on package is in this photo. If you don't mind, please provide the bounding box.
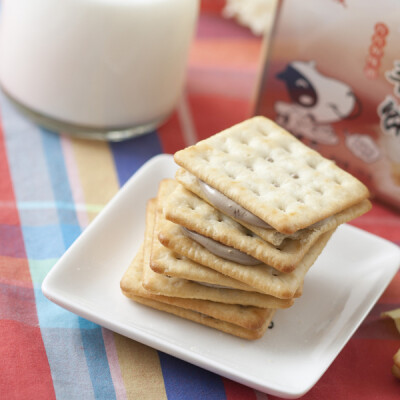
[364,23,389,79]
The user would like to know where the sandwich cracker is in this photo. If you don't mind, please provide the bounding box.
[143,197,292,308]
[174,116,370,234]
[121,245,275,339]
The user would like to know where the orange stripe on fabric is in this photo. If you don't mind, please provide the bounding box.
[223,378,257,400]
[189,39,262,70]
[70,139,120,222]
[0,119,20,225]
[200,0,226,14]
[0,256,31,285]
[70,139,165,399]
[113,333,167,400]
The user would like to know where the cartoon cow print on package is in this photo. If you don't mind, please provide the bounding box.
[274,61,361,145]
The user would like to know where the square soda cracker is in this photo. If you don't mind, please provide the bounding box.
[176,168,371,247]
[120,246,275,339]
[153,181,267,293]
[129,295,274,340]
[152,180,294,308]
[164,182,360,272]
[143,197,290,308]
[173,116,370,234]
[159,218,335,299]
[158,208,306,299]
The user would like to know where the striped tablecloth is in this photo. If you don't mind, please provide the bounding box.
[1,2,399,399]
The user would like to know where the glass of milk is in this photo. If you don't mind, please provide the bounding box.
[0,0,199,140]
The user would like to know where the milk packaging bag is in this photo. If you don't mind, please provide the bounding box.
[255,0,400,208]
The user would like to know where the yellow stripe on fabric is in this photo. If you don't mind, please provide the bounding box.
[71,139,120,222]
[113,333,167,400]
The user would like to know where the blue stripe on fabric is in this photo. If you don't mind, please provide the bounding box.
[16,201,102,211]
[41,129,81,249]
[16,201,77,210]
[79,318,116,400]
[58,223,81,248]
[35,288,94,329]
[158,352,226,400]
[110,130,162,186]
[0,95,59,226]
[1,94,115,399]
[40,327,97,400]
[40,128,116,399]
[30,259,93,329]
[22,224,80,259]
[22,225,66,259]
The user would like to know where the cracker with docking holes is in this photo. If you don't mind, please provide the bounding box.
[151,180,276,294]
[143,198,291,308]
[164,183,366,273]
[159,218,335,299]
[129,295,274,340]
[173,116,370,235]
[158,206,307,299]
[120,245,275,339]
[176,168,371,246]
[159,193,337,300]
[151,180,294,307]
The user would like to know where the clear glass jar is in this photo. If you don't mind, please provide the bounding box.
[0,0,199,140]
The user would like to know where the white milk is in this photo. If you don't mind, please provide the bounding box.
[0,0,199,138]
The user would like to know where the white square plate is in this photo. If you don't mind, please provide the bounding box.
[42,154,400,398]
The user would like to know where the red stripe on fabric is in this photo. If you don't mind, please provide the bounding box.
[0,282,39,325]
[189,94,252,141]
[0,116,20,225]
[223,378,257,400]
[0,321,55,400]
[350,201,400,242]
[0,224,27,258]
[351,221,400,242]
[302,339,400,399]
[364,201,400,218]
[379,272,400,303]
[158,111,186,153]
[355,303,400,340]
[0,256,32,284]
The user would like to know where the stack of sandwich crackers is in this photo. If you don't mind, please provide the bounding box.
[120,117,371,340]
